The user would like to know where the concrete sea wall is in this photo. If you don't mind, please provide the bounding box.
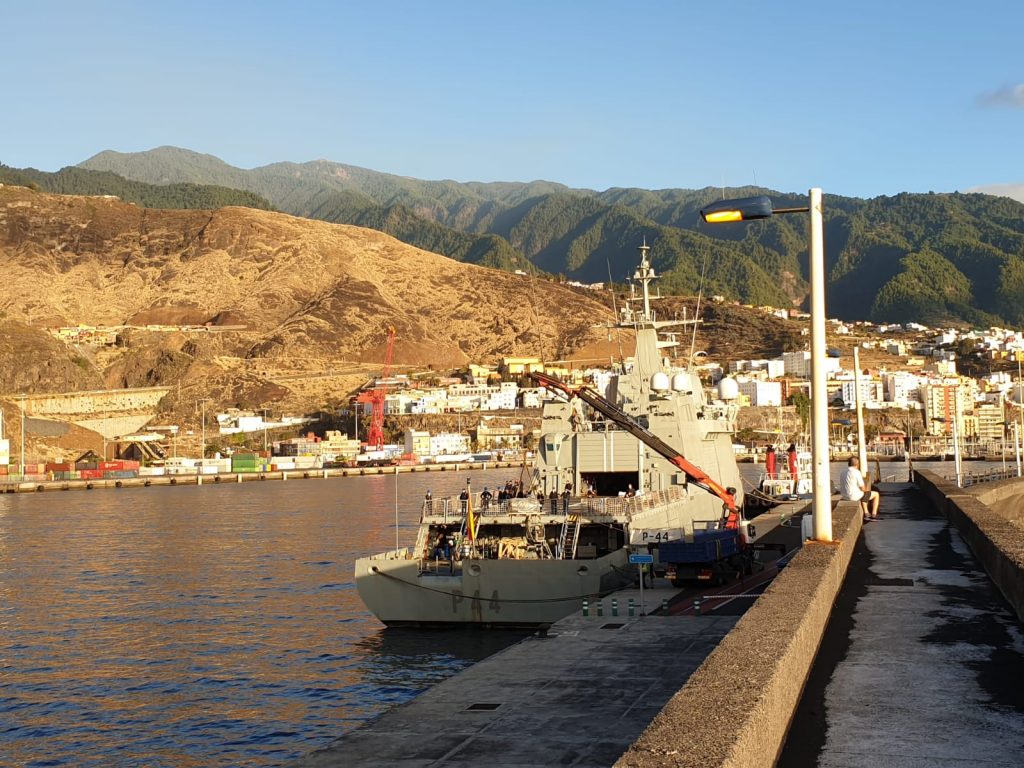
[616,501,862,768]
[915,470,1024,622]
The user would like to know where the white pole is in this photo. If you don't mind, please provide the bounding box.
[952,410,962,487]
[639,564,645,617]
[808,188,832,542]
[201,399,206,461]
[395,464,400,553]
[1018,360,1024,476]
[1016,422,1022,478]
[853,347,868,478]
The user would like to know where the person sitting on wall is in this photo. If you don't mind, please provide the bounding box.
[840,457,880,521]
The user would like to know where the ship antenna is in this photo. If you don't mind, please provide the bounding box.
[607,258,625,363]
[688,250,710,371]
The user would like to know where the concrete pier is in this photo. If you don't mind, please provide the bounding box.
[291,606,740,768]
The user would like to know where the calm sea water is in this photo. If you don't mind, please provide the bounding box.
[0,469,527,768]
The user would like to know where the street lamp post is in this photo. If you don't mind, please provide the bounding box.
[1017,422,1022,478]
[262,409,269,452]
[701,189,832,542]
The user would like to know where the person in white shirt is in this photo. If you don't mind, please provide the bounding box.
[840,457,880,520]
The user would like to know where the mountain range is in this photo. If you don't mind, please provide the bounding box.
[75,146,1024,328]
[0,162,273,211]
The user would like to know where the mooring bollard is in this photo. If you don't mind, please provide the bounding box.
[611,598,618,617]
[596,600,604,617]
[582,598,589,617]
[661,598,669,613]
[694,598,702,615]
[628,598,635,617]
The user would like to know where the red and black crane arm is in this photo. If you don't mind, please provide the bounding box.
[530,372,738,517]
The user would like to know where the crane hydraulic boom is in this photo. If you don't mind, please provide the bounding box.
[530,371,738,518]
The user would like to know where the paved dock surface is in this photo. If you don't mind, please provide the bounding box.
[782,483,1024,767]
[290,610,738,767]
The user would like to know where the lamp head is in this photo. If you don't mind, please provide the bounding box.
[700,195,774,223]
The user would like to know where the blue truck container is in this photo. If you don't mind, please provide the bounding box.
[657,529,747,586]
[657,529,739,564]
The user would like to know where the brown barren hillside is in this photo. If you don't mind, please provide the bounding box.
[0,185,613,366]
[0,184,622,456]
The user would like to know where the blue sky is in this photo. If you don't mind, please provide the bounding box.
[3,0,1022,198]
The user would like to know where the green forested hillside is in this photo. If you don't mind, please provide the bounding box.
[79,147,1024,326]
[0,163,273,210]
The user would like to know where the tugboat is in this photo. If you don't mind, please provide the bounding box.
[354,243,748,627]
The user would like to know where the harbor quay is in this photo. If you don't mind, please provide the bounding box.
[293,474,1024,767]
[0,460,521,494]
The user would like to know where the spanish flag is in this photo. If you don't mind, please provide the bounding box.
[466,489,476,543]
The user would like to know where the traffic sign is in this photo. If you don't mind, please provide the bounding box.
[629,553,654,564]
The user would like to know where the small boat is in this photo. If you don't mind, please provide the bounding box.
[756,449,813,501]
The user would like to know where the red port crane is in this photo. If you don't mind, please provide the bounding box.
[366,326,396,451]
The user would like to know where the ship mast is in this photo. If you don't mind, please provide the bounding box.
[635,239,655,324]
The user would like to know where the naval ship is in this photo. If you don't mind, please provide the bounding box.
[355,243,747,627]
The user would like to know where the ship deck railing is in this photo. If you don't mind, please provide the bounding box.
[419,486,687,525]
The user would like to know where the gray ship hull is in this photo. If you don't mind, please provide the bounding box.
[355,548,633,627]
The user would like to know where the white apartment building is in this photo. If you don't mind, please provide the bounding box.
[883,372,923,406]
[737,379,783,407]
[409,389,449,415]
[519,388,544,409]
[840,379,883,409]
[446,382,518,411]
[782,351,840,379]
[430,432,471,456]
